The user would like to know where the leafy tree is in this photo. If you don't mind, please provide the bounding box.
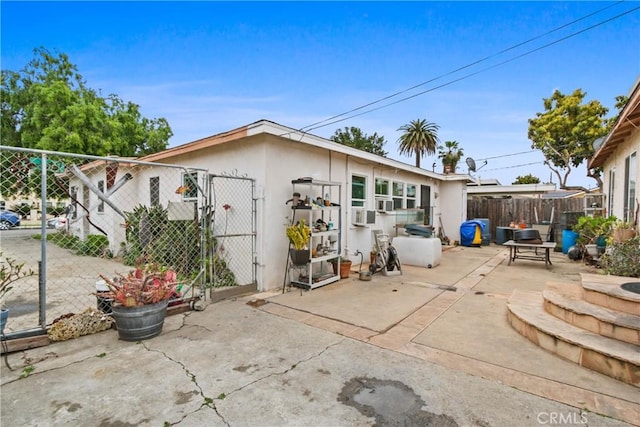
[330,126,387,156]
[512,174,541,185]
[397,119,439,168]
[437,140,464,173]
[1,47,173,199]
[1,47,172,156]
[528,89,610,190]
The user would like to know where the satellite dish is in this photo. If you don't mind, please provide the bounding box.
[466,157,487,173]
[466,157,477,172]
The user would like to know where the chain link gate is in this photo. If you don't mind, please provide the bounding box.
[0,146,213,340]
[206,173,257,298]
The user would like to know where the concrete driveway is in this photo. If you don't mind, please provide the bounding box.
[1,238,638,426]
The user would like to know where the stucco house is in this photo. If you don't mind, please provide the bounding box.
[588,77,639,225]
[66,120,472,292]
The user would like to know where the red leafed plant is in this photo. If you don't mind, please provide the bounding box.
[100,263,179,307]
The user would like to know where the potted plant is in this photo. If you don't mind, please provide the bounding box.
[437,140,464,174]
[572,215,617,258]
[0,253,34,334]
[286,219,311,265]
[611,220,637,243]
[329,255,353,279]
[99,262,180,341]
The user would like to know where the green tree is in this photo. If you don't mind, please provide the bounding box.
[330,126,387,156]
[1,47,172,156]
[437,140,464,173]
[397,119,439,168]
[528,89,610,190]
[512,174,541,185]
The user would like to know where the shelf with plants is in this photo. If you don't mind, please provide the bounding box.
[286,179,342,290]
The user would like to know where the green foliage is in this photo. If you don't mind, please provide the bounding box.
[512,174,541,185]
[1,48,172,198]
[572,215,617,246]
[437,140,464,172]
[600,236,640,277]
[10,202,31,218]
[1,47,172,156]
[20,366,35,378]
[330,126,387,156]
[527,89,612,189]
[47,232,81,249]
[77,234,110,257]
[121,204,236,288]
[397,119,440,168]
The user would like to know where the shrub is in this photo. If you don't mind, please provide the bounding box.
[77,234,110,257]
[600,236,640,277]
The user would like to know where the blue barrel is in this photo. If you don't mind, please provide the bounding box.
[562,230,579,254]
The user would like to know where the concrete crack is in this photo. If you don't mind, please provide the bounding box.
[142,343,229,426]
[224,339,345,399]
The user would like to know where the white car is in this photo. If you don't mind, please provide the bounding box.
[47,217,68,231]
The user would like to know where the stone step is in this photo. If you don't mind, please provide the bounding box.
[543,282,640,345]
[507,289,639,387]
[580,273,640,315]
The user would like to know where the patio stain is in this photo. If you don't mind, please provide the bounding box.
[338,377,458,427]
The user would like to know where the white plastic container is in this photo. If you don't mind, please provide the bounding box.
[392,236,442,268]
[96,279,109,292]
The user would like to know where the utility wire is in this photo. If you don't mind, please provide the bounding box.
[478,150,537,161]
[481,161,545,172]
[299,1,623,132]
[300,4,639,134]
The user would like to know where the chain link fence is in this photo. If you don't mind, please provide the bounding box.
[0,147,257,339]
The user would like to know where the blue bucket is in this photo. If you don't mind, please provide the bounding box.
[562,230,579,254]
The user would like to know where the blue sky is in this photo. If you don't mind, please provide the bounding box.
[2,1,639,188]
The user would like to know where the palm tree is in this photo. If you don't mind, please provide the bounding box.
[437,140,464,173]
[397,119,440,168]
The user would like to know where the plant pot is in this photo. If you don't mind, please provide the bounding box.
[338,260,352,279]
[0,308,8,335]
[289,249,310,265]
[111,300,168,341]
[585,244,599,257]
[613,228,636,243]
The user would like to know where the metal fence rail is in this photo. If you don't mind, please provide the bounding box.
[0,146,213,339]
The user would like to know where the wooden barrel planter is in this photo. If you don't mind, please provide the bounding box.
[111,300,169,341]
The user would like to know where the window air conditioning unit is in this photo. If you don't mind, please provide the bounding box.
[376,198,393,213]
[352,208,376,226]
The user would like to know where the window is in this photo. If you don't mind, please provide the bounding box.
[624,152,637,222]
[351,175,366,207]
[97,180,105,213]
[375,178,389,197]
[608,168,615,217]
[182,172,198,199]
[406,184,416,208]
[392,182,404,209]
[150,176,160,206]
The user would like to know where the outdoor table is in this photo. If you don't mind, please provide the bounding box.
[502,240,556,269]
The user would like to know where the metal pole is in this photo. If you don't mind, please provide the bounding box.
[39,154,47,328]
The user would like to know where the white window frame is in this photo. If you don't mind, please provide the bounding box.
[182,172,199,200]
[392,181,404,210]
[406,184,417,209]
[351,174,367,207]
[150,176,160,206]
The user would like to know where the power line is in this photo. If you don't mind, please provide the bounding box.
[481,161,545,172]
[478,150,537,161]
[298,4,639,134]
[299,1,623,132]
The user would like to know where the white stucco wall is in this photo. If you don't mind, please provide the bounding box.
[601,129,639,224]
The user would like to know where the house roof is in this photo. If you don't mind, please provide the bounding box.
[141,120,474,183]
[589,75,640,169]
[467,183,557,197]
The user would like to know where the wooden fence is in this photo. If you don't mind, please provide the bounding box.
[466,198,586,243]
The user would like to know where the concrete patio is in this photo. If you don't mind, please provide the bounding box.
[1,242,638,426]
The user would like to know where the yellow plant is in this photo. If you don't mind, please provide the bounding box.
[286,219,311,250]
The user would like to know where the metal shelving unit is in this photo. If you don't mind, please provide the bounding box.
[286,179,342,290]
